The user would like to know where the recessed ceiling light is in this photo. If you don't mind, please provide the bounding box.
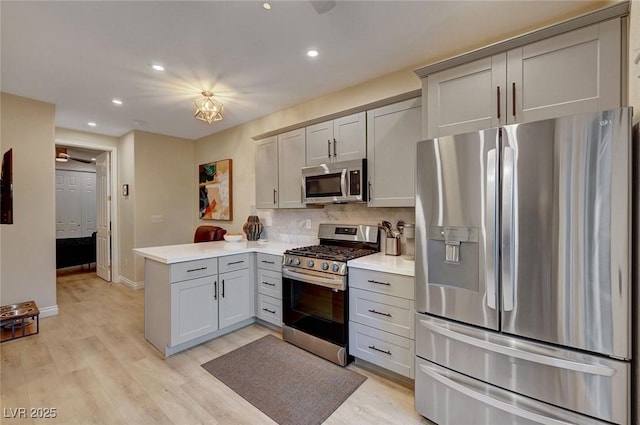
[91,157,96,161]
[262,2,271,10]
[307,49,319,58]
[88,122,97,127]
[112,99,123,105]
[152,64,165,72]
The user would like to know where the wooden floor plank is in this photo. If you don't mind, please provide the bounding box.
[0,269,429,425]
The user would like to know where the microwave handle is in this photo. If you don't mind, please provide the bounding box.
[341,168,347,197]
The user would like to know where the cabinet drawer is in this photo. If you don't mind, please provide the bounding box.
[349,288,414,339]
[349,268,414,299]
[349,322,414,379]
[257,294,282,326]
[218,253,250,274]
[256,253,282,272]
[170,258,218,283]
[257,269,282,299]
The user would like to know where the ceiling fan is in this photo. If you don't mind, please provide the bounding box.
[55,147,93,164]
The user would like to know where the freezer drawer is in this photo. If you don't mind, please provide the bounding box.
[415,358,610,425]
[416,314,630,425]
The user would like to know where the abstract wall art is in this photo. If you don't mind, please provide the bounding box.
[199,159,232,220]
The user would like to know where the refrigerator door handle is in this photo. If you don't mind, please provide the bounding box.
[418,363,575,425]
[418,319,616,376]
[485,149,497,310]
[502,146,515,311]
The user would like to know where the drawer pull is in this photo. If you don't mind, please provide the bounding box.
[261,260,276,264]
[263,281,276,286]
[227,260,245,266]
[262,307,276,314]
[187,266,207,273]
[368,308,392,317]
[368,345,392,356]
[367,279,391,286]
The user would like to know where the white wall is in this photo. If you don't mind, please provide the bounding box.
[118,132,136,283]
[133,131,195,282]
[0,93,58,316]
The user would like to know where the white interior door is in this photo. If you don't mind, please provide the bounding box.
[96,152,111,281]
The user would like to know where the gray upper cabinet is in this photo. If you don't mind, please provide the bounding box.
[305,112,366,165]
[425,19,621,138]
[277,128,306,209]
[255,136,278,209]
[367,97,422,207]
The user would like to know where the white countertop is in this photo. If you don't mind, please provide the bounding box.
[133,240,299,264]
[347,252,415,277]
[135,241,415,277]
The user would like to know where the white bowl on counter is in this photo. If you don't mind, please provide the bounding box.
[223,234,243,242]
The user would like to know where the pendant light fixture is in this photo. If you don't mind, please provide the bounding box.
[194,91,223,124]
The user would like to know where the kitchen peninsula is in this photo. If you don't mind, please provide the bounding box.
[134,240,298,356]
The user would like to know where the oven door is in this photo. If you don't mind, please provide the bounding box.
[282,269,347,347]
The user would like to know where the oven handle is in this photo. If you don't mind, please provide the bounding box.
[282,267,346,291]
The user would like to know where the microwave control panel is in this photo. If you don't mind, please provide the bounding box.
[349,170,361,195]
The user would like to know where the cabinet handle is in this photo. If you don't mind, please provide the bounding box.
[368,181,372,200]
[273,189,277,204]
[214,281,217,300]
[263,281,276,286]
[227,260,244,266]
[333,138,337,157]
[222,280,225,298]
[327,139,331,158]
[496,86,501,119]
[368,345,392,356]
[368,308,392,317]
[367,279,391,286]
[187,266,207,273]
[262,307,276,314]
[261,260,275,265]
[512,82,516,117]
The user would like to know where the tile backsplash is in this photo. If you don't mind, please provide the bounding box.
[256,204,415,246]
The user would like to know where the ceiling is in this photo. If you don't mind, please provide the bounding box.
[1,1,613,141]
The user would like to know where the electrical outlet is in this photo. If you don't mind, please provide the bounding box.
[305,219,312,229]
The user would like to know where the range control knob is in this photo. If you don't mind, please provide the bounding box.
[293,258,301,266]
[321,262,329,270]
[332,263,340,272]
[307,260,315,268]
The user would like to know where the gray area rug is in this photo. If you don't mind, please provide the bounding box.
[201,334,366,425]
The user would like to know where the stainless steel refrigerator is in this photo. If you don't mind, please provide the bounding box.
[414,107,637,425]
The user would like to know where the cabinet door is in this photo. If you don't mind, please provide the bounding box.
[508,19,621,124]
[333,112,366,162]
[255,136,278,209]
[277,128,306,208]
[170,276,218,346]
[367,97,421,207]
[426,54,506,138]
[219,268,254,329]
[305,120,333,166]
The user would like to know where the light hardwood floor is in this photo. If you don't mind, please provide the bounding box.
[1,269,431,425]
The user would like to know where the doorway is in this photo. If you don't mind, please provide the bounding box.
[54,141,119,284]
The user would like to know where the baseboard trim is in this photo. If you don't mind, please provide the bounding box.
[39,304,59,318]
[119,276,144,290]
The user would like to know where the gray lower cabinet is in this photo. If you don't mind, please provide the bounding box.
[348,268,415,378]
[255,253,283,326]
[144,253,254,356]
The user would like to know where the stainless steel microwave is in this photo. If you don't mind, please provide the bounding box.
[301,159,367,204]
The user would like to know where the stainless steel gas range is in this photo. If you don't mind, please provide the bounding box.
[282,223,379,366]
